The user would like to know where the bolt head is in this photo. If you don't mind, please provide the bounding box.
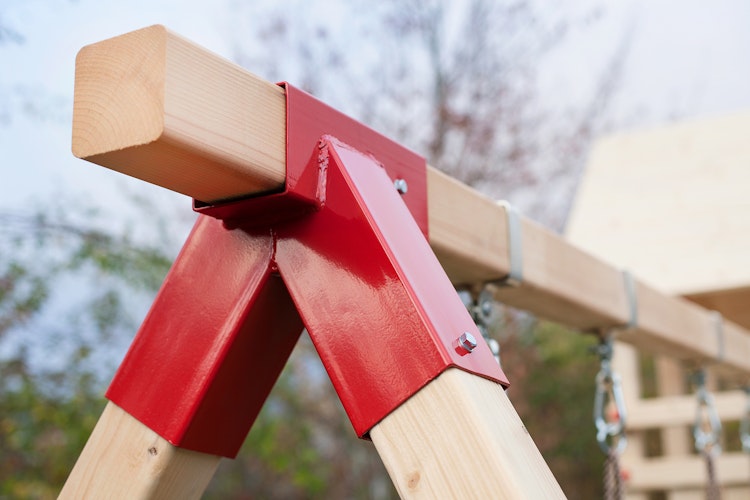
[394,178,408,194]
[458,331,478,353]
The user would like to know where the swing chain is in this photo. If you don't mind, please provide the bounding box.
[739,386,750,453]
[692,370,722,455]
[593,336,628,455]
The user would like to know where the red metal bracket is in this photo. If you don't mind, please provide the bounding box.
[107,86,508,458]
[194,83,429,237]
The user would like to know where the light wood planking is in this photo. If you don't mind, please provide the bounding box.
[427,167,510,284]
[628,390,747,429]
[493,216,631,331]
[59,402,221,499]
[370,368,565,499]
[627,452,750,491]
[73,25,286,202]
[566,112,750,303]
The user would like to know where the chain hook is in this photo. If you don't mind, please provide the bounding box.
[458,286,501,367]
[692,369,722,455]
[594,335,628,455]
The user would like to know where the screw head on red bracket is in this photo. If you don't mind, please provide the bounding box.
[457,331,478,353]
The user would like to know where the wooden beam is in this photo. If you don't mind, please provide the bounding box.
[628,390,747,429]
[369,368,565,499]
[627,452,750,491]
[686,285,750,332]
[60,402,220,499]
[492,216,631,330]
[426,167,510,284]
[73,25,286,202]
[73,25,750,378]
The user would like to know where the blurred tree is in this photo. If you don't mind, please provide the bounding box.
[231,0,631,229]
[0,208,173,498]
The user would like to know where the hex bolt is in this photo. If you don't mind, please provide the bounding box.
[458,331,478,353]
[394,178,408,195]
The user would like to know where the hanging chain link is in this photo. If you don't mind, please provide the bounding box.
[692,370,722,455]
[594,336,628,455]
[692,369,722,500]
[594,336,627,500]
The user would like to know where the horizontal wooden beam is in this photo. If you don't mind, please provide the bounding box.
[626,452,750,491]
[73,25,750,379]
[73,25,287,202]
[628,390,747,429]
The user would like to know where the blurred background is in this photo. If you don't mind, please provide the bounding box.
[1,0,749,497]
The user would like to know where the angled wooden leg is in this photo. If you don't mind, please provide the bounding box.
[371,368,565,499]
[59,402,220,499]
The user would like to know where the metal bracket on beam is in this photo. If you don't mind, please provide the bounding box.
[712,311,725,362]
[621,269,638,330]
[107,85,508,458]
[496,201,523,287]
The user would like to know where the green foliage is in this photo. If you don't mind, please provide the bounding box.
[508,319,605,498]
[0,370,104,499]
[0,205,621,499]
[0,208,173,497]
[205,337,397,499]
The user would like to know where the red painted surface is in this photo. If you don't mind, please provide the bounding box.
[276,138,507,437]
[106,219,304,458]
[195,84,428,237]
[107,86,508,458]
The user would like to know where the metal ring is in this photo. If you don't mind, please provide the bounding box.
[693,373,722,454]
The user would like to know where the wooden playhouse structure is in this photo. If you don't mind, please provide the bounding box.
[568,111,750,499]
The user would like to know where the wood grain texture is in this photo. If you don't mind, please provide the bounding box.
[567,112,750,326]
[427,167,510,284]
[59,402,220,499]
[686,285,750,331]
[370,368,565,499]
[627,390,747,429]
[73,25,286,202]
[73,26,750,378]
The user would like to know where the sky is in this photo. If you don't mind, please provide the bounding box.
[2,0,749,234]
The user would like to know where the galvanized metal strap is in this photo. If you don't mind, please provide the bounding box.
[496,201,522,287]
[621,269,638,330]
[711,311,725,362]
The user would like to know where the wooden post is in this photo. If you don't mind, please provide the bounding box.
[59,403,220,499]
[371,368,564,498]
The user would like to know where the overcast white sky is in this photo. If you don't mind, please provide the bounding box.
[1,0,749,230]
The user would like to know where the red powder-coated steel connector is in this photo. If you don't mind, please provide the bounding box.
[106,85,508,458]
